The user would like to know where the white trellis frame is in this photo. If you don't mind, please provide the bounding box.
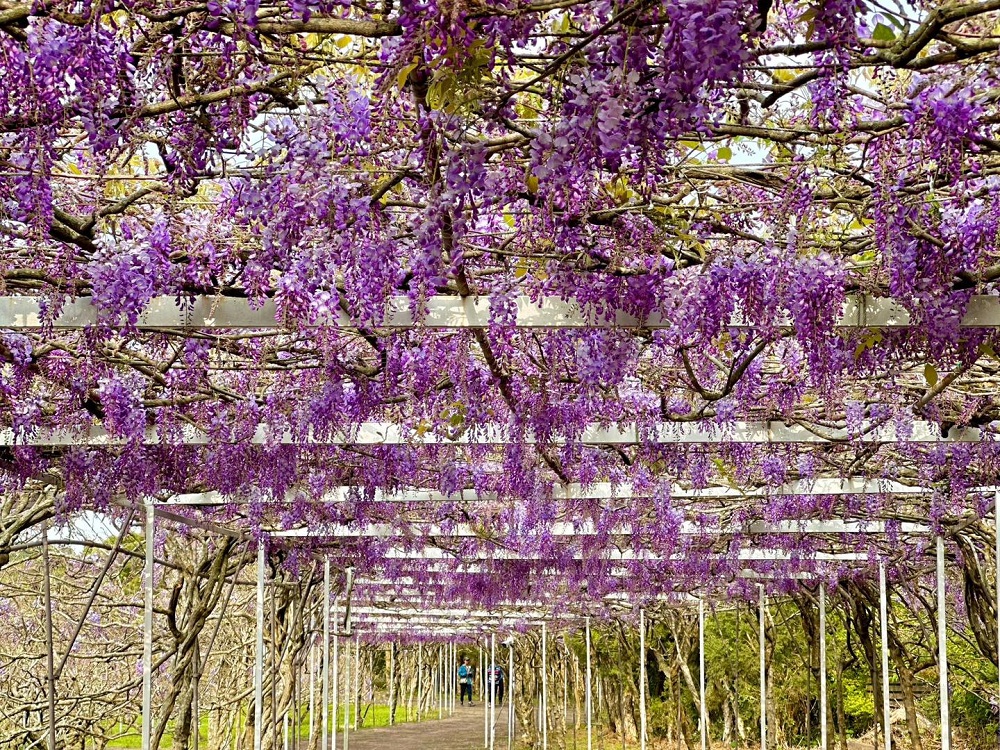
[164,478,931,505]
[5,292,1000,329]
[5,419,995,446]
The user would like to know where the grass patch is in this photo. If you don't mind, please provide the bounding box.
[107,703,452,748]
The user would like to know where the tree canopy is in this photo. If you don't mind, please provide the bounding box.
[2,0,1000,607]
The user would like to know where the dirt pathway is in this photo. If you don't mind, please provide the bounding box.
[320,703,512,750]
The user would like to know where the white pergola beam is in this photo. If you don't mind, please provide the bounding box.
[329,548,870,562]
[352,623,498,636]
[4,420,989,446]
[351,568,801,588]
[349,607,577,619]
[269,519,928,538]
[163,478,929,506]
[4,294,1000,329]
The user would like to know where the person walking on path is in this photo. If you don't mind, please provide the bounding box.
[458,656,475,706]
[487,664,506,705]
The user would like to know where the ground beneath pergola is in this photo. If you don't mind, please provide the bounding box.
[319,704,511,750]
[302,707,896,750]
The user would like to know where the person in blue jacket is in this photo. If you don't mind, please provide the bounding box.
[458,656,475,705]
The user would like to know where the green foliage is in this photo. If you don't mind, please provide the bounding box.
[580,594,1000,748]
[839,673,875,732]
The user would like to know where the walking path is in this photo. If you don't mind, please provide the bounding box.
[328,703,511,750]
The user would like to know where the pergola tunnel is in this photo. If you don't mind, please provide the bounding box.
[6,0,1000,749]
[8,492,999,750]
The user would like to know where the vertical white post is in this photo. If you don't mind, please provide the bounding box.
[321,563,330,750]
[879,563,892,750]
[759,585,767,750]
[490,634,497,750]
[343,639,351,750]
[937,536,951,750]
[585,618,592,750]
[310,610,317,746]
[418,643,424,723]
[563,648,569,726]
[353,641,360,730]
[541,623,548,750]
[255,544,265,750]
[389,643,396,726]
[819,584,828,750]
[283,714,289,750]
[481,645,487,748]
[699,602,707,750]
[640,610,648,750]
[142,503,154,750]
[508,638,515,750]
[351,640,361,732]
[332,611,339,750]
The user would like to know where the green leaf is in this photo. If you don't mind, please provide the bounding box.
[885,13,907,30]
[853,331,883,360]
[717,146,732,161]
[872,23,895,42]
[426,72,457,110]
[396,61,419,90]
[924,363,938,387]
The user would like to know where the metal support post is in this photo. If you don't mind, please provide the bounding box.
[508,638,515,750]
[490,634,497,750]
[353,640,360,730]
[759,585,767,750]
[481,645,486,747]
[389,643,396,726]
[142,503,155,750]
[640,609,648,750]
[699,602,707,750]
[343,638,351,750]
[585,618,592,750]
[255,543,265,750]
[310,608,317,747]
[564,646,569,725]
[879,563,892,750]
[819,584,828,750]
[332,608,339,750]
[937,536,951,750]
[321,562,330,750]
[541,623,548,750]
[42,522,57,750]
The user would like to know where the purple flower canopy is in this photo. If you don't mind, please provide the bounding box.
[3,0,1000,632]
